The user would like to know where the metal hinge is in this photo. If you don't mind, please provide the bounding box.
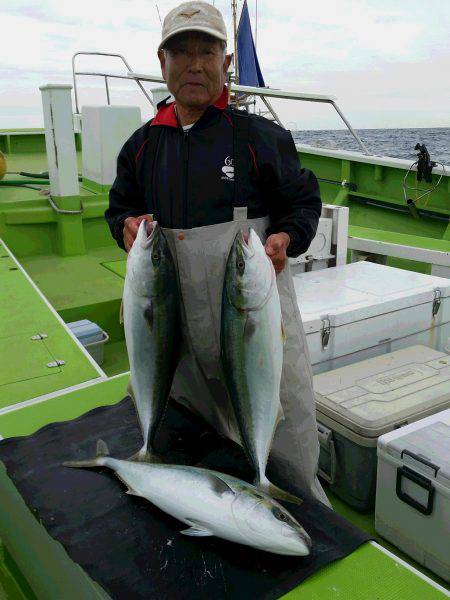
[432,289,442,317]
[47,360,65,368]
[321,317,331,349]
[31,333,48,340]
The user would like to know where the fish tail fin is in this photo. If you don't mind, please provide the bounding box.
[128,445,166,464]
[257,475,303,506]
[63,439,110,469]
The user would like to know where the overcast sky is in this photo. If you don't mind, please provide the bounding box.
[0,0,449,130]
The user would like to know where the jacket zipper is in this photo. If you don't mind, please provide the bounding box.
[182,131,189,228]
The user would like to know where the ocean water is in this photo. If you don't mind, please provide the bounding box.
[292,128,450,167]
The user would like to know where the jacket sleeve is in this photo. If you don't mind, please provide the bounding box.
[257,124,322,258]
[104,138,147,251]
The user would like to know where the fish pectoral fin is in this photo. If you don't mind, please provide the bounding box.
[243,313,257,343]
[276,402,285,426]
[180,526,213,537]
[208,474,236,497]
[119,299,124,325]
[144,301,153,330]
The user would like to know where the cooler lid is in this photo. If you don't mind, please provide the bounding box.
[294,262,450,333]
[67,320,103,344]
[67,319,92,331]
[314,345,450,437]
[380,409,450,487]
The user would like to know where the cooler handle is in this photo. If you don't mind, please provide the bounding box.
[317,424,337,485]
[396,466,435,516]
[400,449,440,476]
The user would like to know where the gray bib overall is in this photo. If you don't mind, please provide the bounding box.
[159,112,328,505]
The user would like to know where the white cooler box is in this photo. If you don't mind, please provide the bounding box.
[294,262,450,374]
[314,345,450,511]
[375,409,450,582]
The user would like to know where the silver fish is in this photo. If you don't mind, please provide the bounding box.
[123,220,179,460]
[221,228,300,503]
[64,441,311,556]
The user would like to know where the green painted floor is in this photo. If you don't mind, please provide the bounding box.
[20,246,125,314]
[0,240,102,408]
[0,374,447,600]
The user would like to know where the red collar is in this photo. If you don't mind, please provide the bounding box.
[151,85,229,128]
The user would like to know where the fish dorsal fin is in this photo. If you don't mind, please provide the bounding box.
[96,439,110,457]
[208,473,236,497]
[180,526,213,537]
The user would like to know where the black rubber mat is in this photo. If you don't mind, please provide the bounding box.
[0,397,370,599]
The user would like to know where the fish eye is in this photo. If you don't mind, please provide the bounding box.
[236,259,245,272]
[272,508,288,522]
[152,251,160,262]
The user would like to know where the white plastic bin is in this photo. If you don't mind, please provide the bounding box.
[67,320,109,366]
[375,409,450,582]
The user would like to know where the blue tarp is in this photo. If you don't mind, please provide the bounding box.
[237,0,265,88]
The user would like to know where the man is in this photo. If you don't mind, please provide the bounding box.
[106,1,329,506]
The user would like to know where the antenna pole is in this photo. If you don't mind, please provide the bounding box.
[232,0,239,106]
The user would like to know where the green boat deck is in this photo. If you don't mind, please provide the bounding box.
[0,239,103,409]
[0,130,449,597]
[0,375,448,599]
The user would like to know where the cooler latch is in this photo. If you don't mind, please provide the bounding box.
[432,289,441,317]
[317,422,337,484]
[321,317,331,349]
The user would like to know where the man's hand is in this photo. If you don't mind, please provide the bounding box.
[123,214,154,252]
[265,232,291,274]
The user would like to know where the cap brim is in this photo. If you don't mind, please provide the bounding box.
[158,26,227,52]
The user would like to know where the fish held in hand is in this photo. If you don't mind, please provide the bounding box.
[221,228,301,504]
[63,441,311,556]
[123,220,179,461]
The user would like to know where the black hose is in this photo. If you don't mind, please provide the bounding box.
[18,171,50,179]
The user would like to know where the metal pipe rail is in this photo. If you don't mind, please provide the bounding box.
[71,52,154,115]
[128,72,371,154]
[71,55,371,155]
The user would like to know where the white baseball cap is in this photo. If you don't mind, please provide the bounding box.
[159,1,227,52]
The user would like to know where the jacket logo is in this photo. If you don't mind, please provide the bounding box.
[221,156,234,181]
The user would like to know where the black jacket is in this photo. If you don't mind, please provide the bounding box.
[105,92,321,257]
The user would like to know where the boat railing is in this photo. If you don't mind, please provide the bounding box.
[71,52,155,114]
[71,52,371,155]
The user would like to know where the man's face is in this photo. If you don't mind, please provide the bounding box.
[158,32,231,109]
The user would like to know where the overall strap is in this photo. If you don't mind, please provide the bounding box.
[232,109,250,221]
[141,127,164,222]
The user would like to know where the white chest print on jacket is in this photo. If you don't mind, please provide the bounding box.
[221,156,234,181]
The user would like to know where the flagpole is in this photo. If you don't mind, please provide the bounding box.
[232,0,239,107]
